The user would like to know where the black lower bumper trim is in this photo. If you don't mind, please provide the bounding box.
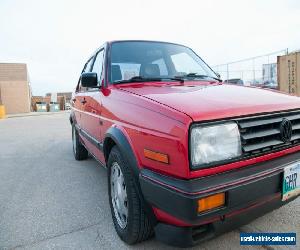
[154,193,297,247]
[140,151,300,225]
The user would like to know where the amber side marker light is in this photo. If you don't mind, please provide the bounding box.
[144,149,169,164]
[198,193,225,213]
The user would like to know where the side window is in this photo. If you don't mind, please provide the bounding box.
[77,57,94,92]
[84,58,94,73]
[91,50,104,84]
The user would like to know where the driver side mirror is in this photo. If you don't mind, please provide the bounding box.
[81,72,98,88]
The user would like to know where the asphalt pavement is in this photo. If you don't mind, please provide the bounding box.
[0,113,299,250]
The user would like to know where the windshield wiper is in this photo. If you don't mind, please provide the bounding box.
[175,73,222,82]
[113,76,184,84]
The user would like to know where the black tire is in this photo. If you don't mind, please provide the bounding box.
[108,146,153,244]
[72,124,88,161]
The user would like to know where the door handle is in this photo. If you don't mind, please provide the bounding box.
[80,98,87,104]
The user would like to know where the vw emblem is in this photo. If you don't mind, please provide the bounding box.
[280,118,293,143]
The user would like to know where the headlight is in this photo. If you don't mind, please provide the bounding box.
[190,122,242,167]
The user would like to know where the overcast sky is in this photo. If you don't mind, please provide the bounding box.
[0,0,299,95]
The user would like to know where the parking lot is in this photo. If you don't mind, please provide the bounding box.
[0,112,299,250]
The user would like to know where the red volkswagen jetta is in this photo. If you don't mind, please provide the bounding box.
[70,40,300,247]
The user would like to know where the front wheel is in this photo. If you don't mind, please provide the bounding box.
[72,124,88,161]
[107,146,153,244]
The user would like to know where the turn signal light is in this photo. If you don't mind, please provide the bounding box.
[144,149,169,164]
[197,193,225,213]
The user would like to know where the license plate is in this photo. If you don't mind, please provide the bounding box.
[282,162,300,201]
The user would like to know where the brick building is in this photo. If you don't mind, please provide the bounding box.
[0,63,31,114]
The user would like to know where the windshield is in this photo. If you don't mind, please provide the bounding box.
[109,41,218,84]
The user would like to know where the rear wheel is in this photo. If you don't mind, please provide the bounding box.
[72,124,88,160]
[108,146,153,244]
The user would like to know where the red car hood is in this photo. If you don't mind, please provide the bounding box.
[117,82,300,121]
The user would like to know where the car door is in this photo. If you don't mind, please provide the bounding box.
[81,48,105,162]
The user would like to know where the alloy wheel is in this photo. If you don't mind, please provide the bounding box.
[110,162,128,229]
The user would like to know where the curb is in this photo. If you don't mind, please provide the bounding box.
[6,111,71,119]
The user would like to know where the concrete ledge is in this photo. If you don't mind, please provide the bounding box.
[6,110,70,118]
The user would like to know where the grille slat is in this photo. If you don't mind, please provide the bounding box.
[285,114,300,121]
[293,124,300,130]
[239,113,300,129]
[236,110,300,156]
[241,128,280,140]
[239,117,282,129]
[243,139,283,152]
[292,134,300,140]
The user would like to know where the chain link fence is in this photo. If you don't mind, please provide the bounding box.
[212,49,288,88]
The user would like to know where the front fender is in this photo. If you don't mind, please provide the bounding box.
[104,126,140,177]
[104,126,157,225]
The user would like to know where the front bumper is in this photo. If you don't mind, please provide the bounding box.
[139,151,300,247]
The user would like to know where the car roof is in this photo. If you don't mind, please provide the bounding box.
[108,40,189,48]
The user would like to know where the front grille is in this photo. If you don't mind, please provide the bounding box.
[236,110,300,157]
